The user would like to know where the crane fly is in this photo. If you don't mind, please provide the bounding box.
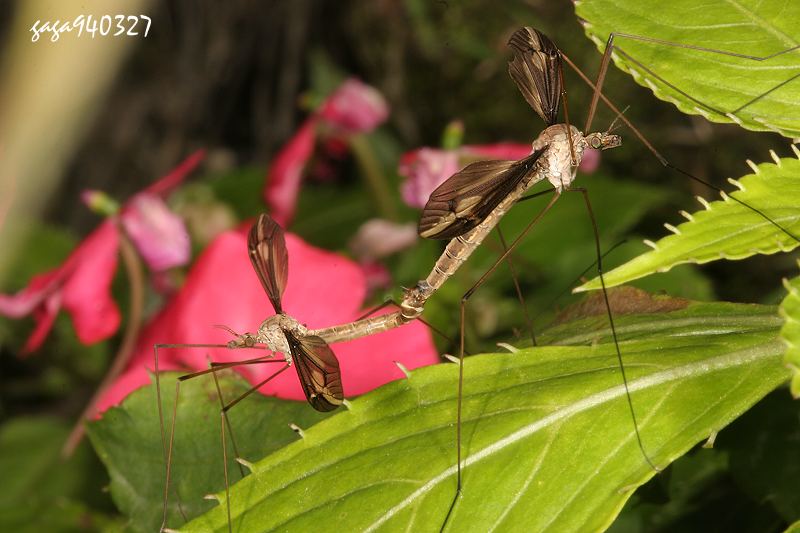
[157,214,345,530]
[246,214,343,411]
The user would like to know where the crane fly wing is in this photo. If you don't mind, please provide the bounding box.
[248,213,289,314]
[507,26,562,126]
[418,147,546,240]
[285,332,344,412]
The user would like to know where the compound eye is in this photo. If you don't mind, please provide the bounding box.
[590,137,602,149]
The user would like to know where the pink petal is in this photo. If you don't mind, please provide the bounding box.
[399,148,460,208]
[23,293,61,353]
[334,316,435,396]
[61,221,121,345]
[359,261,392,292]
[144,150,206,197]
[0,270,64,317]
[121,193,190,271]
[318,78,389,133]
[349,219,417,261]
[399,143,537,209]
[264,119,317,226]
[579,147,601,174]
[98,226,438,412]
[0,221,121,352]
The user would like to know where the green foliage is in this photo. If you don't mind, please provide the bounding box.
[6,3,798,532]
[780,272,800,397]
[719,391,800,525]
[107,297,788,532]
[0,221,76,292]
[576,0,800,138]
[578,153,800,291]
[207,166,267,221]
[86,372,334,532]
[0,417,116,532]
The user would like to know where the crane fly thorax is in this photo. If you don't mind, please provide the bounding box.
[256,313,308,355]
[533,124,622,192]
[533,124,585,192]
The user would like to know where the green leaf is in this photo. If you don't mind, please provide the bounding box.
[207,166,266,220]
[609,448,732,532]
[0,416,114,532]
[179,298,788,532]
[484,173,667,283]
[575,0,800,138]
[86,373,334,533]
[577,153,800,291]
[779,272,800,397]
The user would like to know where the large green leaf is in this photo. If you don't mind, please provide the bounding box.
[171,297,788,532]
[577,153,800,291]
[86,374,334,533]
[575,0,800,137]
[780,272,800,397]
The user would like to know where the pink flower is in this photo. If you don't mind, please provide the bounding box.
[318,79,389,133]
[264,78,389,226]
[349,219,418,261]
[399,148,460,209]
[0,151,205,352]
[120,193,190,271]
[579,147,601,174]
[400,143,533,208]
[358,261,393,292]
[348,219,418,294]
[96,224,438,413]
[264,120,316,225]
[0,222,120,352]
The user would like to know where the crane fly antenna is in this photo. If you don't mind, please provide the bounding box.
[607,105,630,134]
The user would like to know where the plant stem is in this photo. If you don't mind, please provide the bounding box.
[349,134,398,221]
[61,220,144,458]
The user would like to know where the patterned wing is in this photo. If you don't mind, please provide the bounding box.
[418,148,546,240]
[285,332,344,412]
[248,213,289,314]
[507,26,562,126]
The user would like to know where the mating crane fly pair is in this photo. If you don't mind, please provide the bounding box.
[158,21,800,532]
[238,26,620,413]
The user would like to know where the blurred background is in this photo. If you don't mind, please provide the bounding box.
[1,0,797,531]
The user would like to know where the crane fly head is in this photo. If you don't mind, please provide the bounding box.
[584,131,622,151]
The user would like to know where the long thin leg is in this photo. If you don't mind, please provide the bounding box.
[155,343,242,531]
[517,187,557,205]
[219,409,232,533]
[496,226,536,346]
[211,363,292,533]
[584,33,800,133]
[441,190,562,530]
[155,341,284,531]
[558,60,577,167]
[566,187,658,471]
[561,52,800,247]
[219,364,292,413]
[156,343,235,462]
[542,238,628,315]
[210,369,245,479]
